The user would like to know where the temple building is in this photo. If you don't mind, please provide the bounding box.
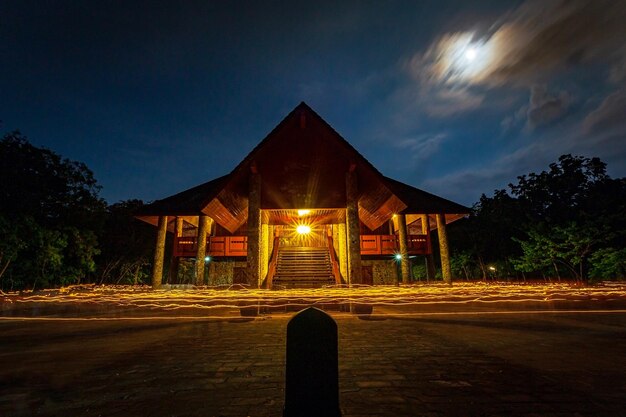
[137,103,469,288]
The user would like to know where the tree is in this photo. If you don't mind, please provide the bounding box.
[0,132,106,290]
[96,200,154,285]
[510,155,624,281]
[448,190,525,280]
[513,222,611,281]
[589,248,626,280]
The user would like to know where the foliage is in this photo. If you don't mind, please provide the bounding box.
[509,156,623,281]
[96,200,154,285]
[588,248,626,281]
[448,154,626,282]
[0,132,106,289]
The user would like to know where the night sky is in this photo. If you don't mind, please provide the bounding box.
[2,0,625,206]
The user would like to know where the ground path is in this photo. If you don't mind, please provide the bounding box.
[1,306,626,416]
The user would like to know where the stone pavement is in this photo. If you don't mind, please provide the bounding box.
[1,310,626,416]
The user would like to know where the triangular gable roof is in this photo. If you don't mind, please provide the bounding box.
[194,102,406,231]
[137,102,469,231]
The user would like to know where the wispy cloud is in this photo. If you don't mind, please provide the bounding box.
[525,84,572,130]
[582,89,626,134]
[394,133,447,160]
[422,86,626,204]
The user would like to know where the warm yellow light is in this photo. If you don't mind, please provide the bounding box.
[297,209,311,216]
[296,225,311,234]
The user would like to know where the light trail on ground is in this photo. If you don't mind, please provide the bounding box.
[2,282,626,318]
[2,309,626,321]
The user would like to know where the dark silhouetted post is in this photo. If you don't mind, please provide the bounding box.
[284,307,341,417]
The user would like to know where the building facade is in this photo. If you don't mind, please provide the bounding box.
[137,103,469,288]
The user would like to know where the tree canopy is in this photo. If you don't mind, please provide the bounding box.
[449,155,626,282]
[0,132,153,290]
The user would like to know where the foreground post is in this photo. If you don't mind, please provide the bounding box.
[284,308,341,417]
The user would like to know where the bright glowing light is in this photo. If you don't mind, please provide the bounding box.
[465,47,477,61]
[395,253,403,260]
[297,209,311,216]
[434,32,495,84]
[488,266,496,271]
[204,256,211,263]
[296,225,311,234]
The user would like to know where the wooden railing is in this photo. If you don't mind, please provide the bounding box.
[263,236,281,289]
[326,235,343,285]
[173,236,248,257]
[359,234,430,255]
[175,233,430,258]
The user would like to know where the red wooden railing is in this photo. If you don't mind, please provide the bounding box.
[359,234,430,255]
[175,234,429,258]
[173,236,248,257]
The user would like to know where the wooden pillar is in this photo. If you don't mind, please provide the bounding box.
[195,215,210,286]
[422,214,436,281]
[168,217,184,283]
[247,171,262,288]
[436,213,452,284]
[397,214,410,284]
[260,222,270,282]
[151,215,168,289]
[345,168,362,285]
[337,222,348,282]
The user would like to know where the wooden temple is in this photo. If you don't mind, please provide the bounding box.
[137,102,469,288]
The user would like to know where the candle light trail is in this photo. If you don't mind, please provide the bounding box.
[2,282,626,319]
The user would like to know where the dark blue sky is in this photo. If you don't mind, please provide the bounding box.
[2,0,625,206]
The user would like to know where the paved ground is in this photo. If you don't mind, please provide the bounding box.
[1,309,626,417]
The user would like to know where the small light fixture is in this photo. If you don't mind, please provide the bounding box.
[395,253,403,261]
[204,256,211,263]
[297,209,311,216]
[296,225,311,234]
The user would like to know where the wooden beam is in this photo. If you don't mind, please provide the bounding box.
[397,214,410,284]
[422,214,436,281]
[151,215,168,288]
[345,169,362,285]
[436,213,452,284]
[168,217,184,282]
[247,172,262,288]
[195,215,210,286]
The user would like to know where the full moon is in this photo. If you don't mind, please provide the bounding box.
[465,47,477,61]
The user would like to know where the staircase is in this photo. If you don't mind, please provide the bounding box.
[271,246,336,289]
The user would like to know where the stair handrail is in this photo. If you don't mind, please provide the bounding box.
[326,235,343,285]
[263,236,281,289]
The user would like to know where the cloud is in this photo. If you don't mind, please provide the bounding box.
[422,87,626,204]
[609,47,626,84]
[421,142,553,204]
[525,84,572,130]
[409,0,626,88]
[490,0,626,84]
[394,133,447,160]
[582,89,626,134]
[501,104,527,132]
